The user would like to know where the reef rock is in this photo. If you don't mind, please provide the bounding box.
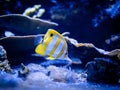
[18,63,30,77]
[86,58,120,84]
[0,45,13,73]
[0,45,7,60]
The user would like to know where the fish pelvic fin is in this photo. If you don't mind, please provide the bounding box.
[46,57,55,60]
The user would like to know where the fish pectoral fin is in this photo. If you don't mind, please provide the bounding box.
[46,57,55,60]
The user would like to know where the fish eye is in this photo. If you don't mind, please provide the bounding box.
[50,33,53,37]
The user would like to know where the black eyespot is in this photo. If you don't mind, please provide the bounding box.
[50,33,53,37]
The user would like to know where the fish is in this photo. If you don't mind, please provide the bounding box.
[35,29,72,62]
[0,14,58,35]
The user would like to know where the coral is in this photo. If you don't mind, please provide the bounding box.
[0,14,58,35]
[0,46,13,73]
[47,65,87,83]
[23,4,45,18]
[105,34,120,50]
[0,45,7,60]
[105,0,120,18]
[0,60,12,73]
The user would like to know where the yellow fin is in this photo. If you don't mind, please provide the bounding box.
[46,57,55,60]
[35,43,44,56]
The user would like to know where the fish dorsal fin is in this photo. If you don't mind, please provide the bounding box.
[62,32,70,36]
